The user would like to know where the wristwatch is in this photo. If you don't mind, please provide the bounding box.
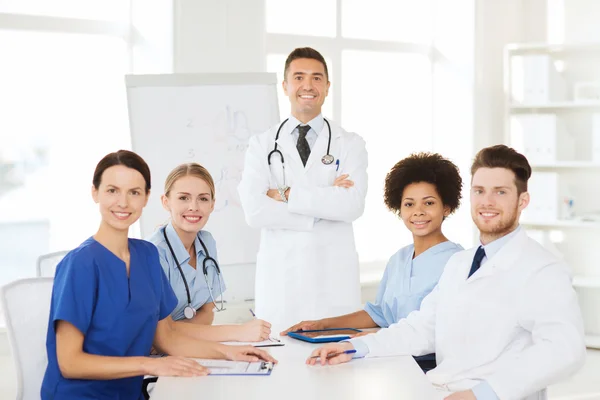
[277,186,289,203]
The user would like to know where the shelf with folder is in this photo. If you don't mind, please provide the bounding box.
[506,40,600,347]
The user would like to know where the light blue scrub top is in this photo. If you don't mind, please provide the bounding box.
[364,241,463,327]
[147,222,226,321]
[41,237,177,400]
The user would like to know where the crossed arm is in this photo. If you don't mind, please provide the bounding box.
[238,135,368,230]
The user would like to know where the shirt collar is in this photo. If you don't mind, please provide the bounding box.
[165,222,205,268]
[481,225,522,260]
[287,114,324,136]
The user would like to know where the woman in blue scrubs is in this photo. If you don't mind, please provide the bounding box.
[41,150,276,400]
[281,153,463,370]
[147,163,271,342]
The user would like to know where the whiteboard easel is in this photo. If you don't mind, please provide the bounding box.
[126,73,279,266]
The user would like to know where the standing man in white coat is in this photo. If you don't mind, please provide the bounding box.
[308,145,585,400]
[238,47,368,330]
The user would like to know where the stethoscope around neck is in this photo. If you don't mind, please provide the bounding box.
[162,227,225,319]
[267,118,334,185]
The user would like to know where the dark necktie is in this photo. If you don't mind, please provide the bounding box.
[296,125,311,166]
[467,246,486,279]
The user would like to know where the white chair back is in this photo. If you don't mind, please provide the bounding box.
[36,251,68,277]
[1,277,54,400]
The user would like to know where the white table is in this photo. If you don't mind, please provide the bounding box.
[151,336,447,399]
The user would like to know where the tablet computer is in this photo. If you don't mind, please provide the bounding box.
[287,328,362,343]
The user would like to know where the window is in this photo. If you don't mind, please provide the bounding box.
[0,0,129,22]
[266,1,475,269]
[341,0,433,43]
[0,7,132,295]
[342,51,432,260]
[265,0,336,38]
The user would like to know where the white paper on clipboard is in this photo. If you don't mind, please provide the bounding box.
[194,359,274,375]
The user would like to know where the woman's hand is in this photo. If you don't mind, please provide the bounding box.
[219,345,278,364]
[143,356,208,377]
[236,319,272,342]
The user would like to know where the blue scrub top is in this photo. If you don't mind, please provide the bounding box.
[41,237,177,400]
[364,241,463,328]
[147,222,226,321]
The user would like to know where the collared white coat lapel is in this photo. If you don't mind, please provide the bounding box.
[467,229,529,283]
[274,119,304,169]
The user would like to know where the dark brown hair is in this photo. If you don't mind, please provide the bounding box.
[470,145,531,194]
[384,152,462,215]
[92,150,151,193]
[284,47,329,81]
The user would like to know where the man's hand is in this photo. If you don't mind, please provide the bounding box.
[333,174,354,188]
[306,342,355,366]
[444,390,477,400]
[266,188,290,202]
[266,189,281,201]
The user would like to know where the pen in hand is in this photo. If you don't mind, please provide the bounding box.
[310,349,356,360]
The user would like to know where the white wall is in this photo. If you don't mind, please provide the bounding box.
[131,0,175,74]
[170,0,267,302]
[173,0,266,74]
[562,0,600,43]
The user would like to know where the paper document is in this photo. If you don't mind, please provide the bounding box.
[194,359,274,375]
[221,337,284,347]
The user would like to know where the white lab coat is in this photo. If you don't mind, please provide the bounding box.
[355,229,585,400]
[238,118,368,329]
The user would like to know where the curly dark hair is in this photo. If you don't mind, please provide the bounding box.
[384,152,462,216]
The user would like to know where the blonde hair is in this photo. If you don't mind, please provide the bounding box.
[164,163,216,200]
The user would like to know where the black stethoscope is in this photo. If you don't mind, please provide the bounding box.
[267,118,334,185]
[162,227,225,319]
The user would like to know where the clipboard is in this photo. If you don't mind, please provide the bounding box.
[221,337,285,348]
[194,359,274,376]
[287,328,362,343]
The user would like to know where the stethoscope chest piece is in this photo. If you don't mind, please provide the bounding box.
[321,154,334,165]
[183,305,197,320]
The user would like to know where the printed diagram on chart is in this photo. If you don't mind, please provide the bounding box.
[213,167,243,212]
[184,105,262,153]
[183,105,264,214]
